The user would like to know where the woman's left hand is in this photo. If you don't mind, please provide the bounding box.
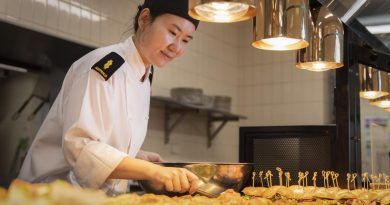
[136,150,164,162]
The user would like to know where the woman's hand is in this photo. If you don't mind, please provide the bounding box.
[108,157,198,194]
[136,150,164,162]
[151,166,199,194]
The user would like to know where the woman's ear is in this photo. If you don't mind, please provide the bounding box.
[138,8,151,31]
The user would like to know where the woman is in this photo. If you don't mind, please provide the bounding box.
[18,0,200,195]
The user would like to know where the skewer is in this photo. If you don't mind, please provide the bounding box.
[304,171,309,187]
[259,171,264,187]
[268,170,273,187]
[276,167,283,186]
[335,173,339,188]
[347,173,351,190]
[265,171,270,187]
[298,172,304,188]
[330,171,335,188]
[252,172,256,187]
[362,172,371,190]
[384,174,389,190]
[322,171,326,188]
[285,172,291,188]
[351,173,357,189]
[312,172,317,188]
[326,171,331,188]
[362,173,366,189]
[371,175,377,190]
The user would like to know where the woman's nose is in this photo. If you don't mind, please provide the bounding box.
[168,40,182,55]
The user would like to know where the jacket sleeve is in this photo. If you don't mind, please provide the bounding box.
[61,68,127,189]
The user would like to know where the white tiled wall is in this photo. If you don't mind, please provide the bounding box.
[0,0,134,46]
[0,0,332,165]
[236,21,333,126]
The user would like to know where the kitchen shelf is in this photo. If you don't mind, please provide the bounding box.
[151,96,247,148]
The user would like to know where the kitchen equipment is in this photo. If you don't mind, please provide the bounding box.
[201,95,215,109]
[239,125,336,187]
[138,162,253,197]
[170,87,203,105]
[213,96,232,112]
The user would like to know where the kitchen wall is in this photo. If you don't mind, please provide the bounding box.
[0,0,333,178]
[236,21,334,126]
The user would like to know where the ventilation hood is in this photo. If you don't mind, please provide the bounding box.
[317,0,390,54]
[0,20,93,73]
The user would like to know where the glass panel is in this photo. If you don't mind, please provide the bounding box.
[359,64,390,175]
[360,99,390,175]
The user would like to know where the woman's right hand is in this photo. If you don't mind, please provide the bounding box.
[108,157,199,194]
[151,166,199,194]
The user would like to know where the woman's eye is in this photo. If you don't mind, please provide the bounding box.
[182,39,189,43]
[169,31,177,36]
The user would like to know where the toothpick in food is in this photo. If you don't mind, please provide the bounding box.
[285,172,291,188]
[312,171,317,188]
[351,173,357,190]
[298,172,304,188]
[252,171,256,187]
[276,167,283,186]
[322,171,326,188]
[304,171,309,187]
[267,170,273,187]
[335,173,339,188]
[325,171,331,188]
[259,171,264,187]
[330,171,335,188]
[383,174,389,190]
[265,171,270,187]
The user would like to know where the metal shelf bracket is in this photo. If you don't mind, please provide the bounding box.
[207,117,228,148]
[164,106,187,144]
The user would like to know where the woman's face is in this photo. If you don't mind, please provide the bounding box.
[137,10,196,68]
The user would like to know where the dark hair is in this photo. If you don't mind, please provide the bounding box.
[133,5,165,32]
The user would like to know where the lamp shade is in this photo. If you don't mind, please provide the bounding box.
[296,6,344,71]
[370,95,390,108]
[252,0,309,50]
[188,0,256,23]
[359,64,389,100]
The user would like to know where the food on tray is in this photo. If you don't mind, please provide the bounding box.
[3,168,390,205]
[262,185,282,199]
[245,197,273,205]
[0,187,6,203]
[1,179,106,205]
[242,185,390,205]
[242,186,267,196]
[381,193,390,205]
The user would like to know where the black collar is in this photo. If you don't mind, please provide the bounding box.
[148,66,154,86]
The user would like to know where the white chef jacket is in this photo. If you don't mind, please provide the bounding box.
[18,36,151,194]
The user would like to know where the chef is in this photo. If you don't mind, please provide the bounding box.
[18,0,200,195]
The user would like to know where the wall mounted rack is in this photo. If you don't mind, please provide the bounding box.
[151,96,247,147]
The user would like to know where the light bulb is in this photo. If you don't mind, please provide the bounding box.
[194,2,249,23]
[261,37,301,48]
[360,91,387,99]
